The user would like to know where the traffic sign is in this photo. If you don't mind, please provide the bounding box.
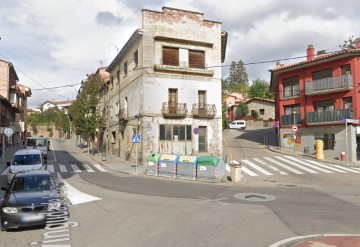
[291,126,298,132]
[272,121,279,128]
[4,127,13,137]
[132,134,141,144]
[343,118,359,124]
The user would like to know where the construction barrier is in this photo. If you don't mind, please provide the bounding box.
[176,155,198,180]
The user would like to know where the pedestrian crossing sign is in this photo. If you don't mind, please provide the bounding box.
[132,134,141,144]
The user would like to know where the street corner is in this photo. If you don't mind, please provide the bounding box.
[271,234,360,247]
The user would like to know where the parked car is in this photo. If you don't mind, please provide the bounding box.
[1,170,64,231]
[25,137,49,163]
[229,120,246,130]
[6,149,45,184]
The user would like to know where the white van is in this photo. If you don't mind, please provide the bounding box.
[7,149,44,184]
[25,137,49,163]
[229,120,246,130]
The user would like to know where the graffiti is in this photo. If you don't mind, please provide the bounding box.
[282,133,301,148]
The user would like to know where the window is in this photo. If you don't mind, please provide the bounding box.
[314,100,334,112]
[123,62,128,76]
[110,76,114,89]
[199,126,207,152]
[312,68,332,80]
[343,97,352,109]
[111,131,116,143]
[133,50,138,68]
[341,64,351,75]
[116,70,120,84]
[284,104,300,115]
[198,91,206,109]
[324,133,335,150]
[259,109,265,115]
[159,125,192,141]
[189,50,205,69]
[283,76,300,98]
[163,47,179,66]
[168,89,178,114]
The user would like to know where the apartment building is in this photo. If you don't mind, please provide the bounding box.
[270,38,360,162]
[105,7,227,163]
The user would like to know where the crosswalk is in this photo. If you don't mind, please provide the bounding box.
[239,156,360,177]
[0,163,108,175]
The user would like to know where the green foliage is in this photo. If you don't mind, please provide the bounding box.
[251,110,259,119]
[222,96,229,130]
[224,60,249,94]
[235,103,249,118]
[248,79,274,99]
[68,73,104,141]
[339,36,356,50]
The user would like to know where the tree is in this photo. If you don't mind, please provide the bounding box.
[339,36,356,50]
[248,79,274,99]
[68,73,104,153]
[225,60,249,94]
[235,103,249,118]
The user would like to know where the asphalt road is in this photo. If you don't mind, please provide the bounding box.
[1,128,360,247]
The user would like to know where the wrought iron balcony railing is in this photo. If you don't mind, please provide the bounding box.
[191,103,216,118]
[306,108,353,124]
[161,102,187,118]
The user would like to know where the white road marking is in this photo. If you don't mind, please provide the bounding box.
[305,160,348,173]
[241,166,258,176]
[254,158,288,175]
[242,160,274,176]
[57,173,101,205]
[197,197,229,205]
[83,164,95,172]
[263,157,304,174]
[47,164,55,173]
[284,156,333,173]
[275,156,318,174]
[332,165,360,173]
[59,164,68,172]
[93,164,107,172]
[71,164,82,173]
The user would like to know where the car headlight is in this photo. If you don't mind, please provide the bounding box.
[48,202,62,210]
[2,207,18,214]
[9,168,15,174]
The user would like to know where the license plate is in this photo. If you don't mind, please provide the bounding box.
[22,214,45,223]
[199,166,206,171]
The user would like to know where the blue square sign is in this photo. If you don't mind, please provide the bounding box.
[132,134,141,144]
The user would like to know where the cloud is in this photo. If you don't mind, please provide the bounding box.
[96,12,124,26]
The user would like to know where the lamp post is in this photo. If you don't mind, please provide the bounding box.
[65,113,71,139]
[293,110,296,154]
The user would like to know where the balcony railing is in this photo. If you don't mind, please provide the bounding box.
[305,74,353,95]
[118,108,128,121]
[280,113,303,126]
[280,89,302,100]
[0,116,11,126]
[161,102,187,118]
[306,108,353,125]
[191,104,216,118]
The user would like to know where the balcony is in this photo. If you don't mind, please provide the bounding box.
[280,89,302,100]
[192,104,216,118]
[118,108,128,121]
[305,74,353,95]
[154,60,214,76]
[0,116,11,126]
[306,108,353,125]
[161,102,187,118]
[280,113,303,126]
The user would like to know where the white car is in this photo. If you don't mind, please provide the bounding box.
[7,149,44,184]
[229,120,246,130]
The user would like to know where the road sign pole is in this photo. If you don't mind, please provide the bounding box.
[345,121,348,164]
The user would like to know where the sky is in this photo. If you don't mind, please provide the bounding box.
[0,0,359,109]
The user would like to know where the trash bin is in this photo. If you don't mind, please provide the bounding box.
[146,153,161,176]
[177,155,198,180]
[196,156,227,182]
[158,154,179,178]
[228,160,242,183]
[340,152,346,161]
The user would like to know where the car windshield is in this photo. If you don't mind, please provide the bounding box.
[10,175,56,192]
[27,139,47,147]
[13,154,41,165]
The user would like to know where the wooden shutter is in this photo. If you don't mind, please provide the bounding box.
[189,50,205,69]
[163,47,179,66]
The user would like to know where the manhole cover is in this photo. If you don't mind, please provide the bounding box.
[234,193,275,202]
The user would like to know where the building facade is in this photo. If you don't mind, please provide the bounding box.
[105,7,227,163]
[270,39,360,162]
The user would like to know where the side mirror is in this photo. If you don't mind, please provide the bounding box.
[6,161,10,166]
[1,186,8,191]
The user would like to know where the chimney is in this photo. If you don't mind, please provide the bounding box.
[356,38,360,49]
[307,44,314,61]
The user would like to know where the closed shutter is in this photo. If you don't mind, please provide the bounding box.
[189,50,205,69]
[163,47,179,66]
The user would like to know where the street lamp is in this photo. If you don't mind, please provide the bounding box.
[65,112,71,139]
[293,110,296,154]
